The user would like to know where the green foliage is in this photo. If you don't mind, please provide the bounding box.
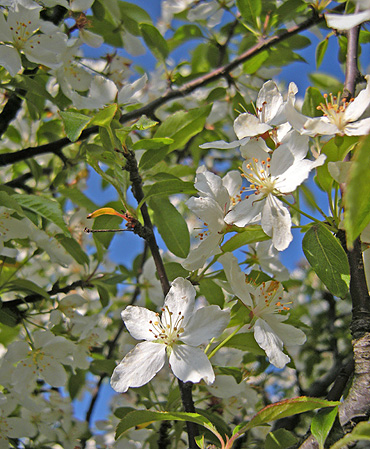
[311,406,338,449]
[302,223,350,298]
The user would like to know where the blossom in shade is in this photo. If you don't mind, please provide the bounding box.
[110,277,230,392]
[219,252,306,369]
[182,166,242,270]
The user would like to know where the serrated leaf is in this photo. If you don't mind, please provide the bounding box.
[0,191,24,215]
[150,197,190,258]
[14,194,70,236]
[311,406,338,449]
[60,110,91,142]
[140,23,169,60]
[302,223,349,298]
[89,104,118,128]
[221,225,269,252]
[238,397,340,433]
[115,410,218,439]
[141,180,197,207]
[316,38,329,69]
[344,134,370,245]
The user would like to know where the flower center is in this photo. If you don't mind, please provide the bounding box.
[148,306,185,346]
[251,281,291,316]
[10,20,35,49]
[241,157,277,198]
[317,92,354,131]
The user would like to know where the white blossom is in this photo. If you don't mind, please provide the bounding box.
[111,277,230,392]
[219,252,306,369]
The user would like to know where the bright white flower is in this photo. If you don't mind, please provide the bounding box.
[118,73,148,105]
[234,80,290,140]
[187,0,233,27]
[286,76,370,136]
[110,277,230,392]
[0,4,67,76]
[5,330,74,389]
[219,253,306,369]
[225,131,326,251]
[182,166,242,270]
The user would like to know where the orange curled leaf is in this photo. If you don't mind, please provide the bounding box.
[87,207,126,219]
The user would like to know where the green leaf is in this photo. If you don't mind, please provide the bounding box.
[265,429,298,449]
[344,134,370,245]
[141,179,197,206]
[0,191,25,216]
[14,194,70,236]
[302,223,349,298]
[115,410,219,439]
[3,279,51,301]
[140,23,169,60]
[154,105,212,152]
[139,147,170,171]
[223,333,265,355]
[316,135,357,192]
[68,369,86,400]
[301,87,324,118]
[55,235,89,266]
[238,397,340,433]
[221,225,270,252]
[311,406,338,449]
[329,421,370,449]
[308,73,343,93]
[237,0,262,25]
[89,104,118,128]
[0,306,20,327]
[169,24,204,50]
[243,50,269,74]
[316,38,329,69]
[132,137,173,151]
[150,197,190,258]
[60,110,91,142]
[199,279,225,307]
[92,215,123,249]
[163,262,189,281]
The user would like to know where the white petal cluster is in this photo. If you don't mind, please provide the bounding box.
[182,166,242,270]
[220,253,306,369]
[111,277,230,392]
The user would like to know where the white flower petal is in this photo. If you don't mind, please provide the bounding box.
[264,314,306,347]
[219,252,253,307]
[343,117,370,135]
[206,375,245,399]
[194,166,230,208]
[110,341,166,393]
[181,305,230,345]
[181,232,222,271]
[186,196,225,231]
[224,194,263,227]
[199,139,245,150]
[256,80,283,124]
[344,75,370,121]
[164,277,196,324]
[234,113,272,139]
[169,345,215,384]
[121,306,159,341]
[222,170,243,198]
[254,318,290,369]
[326,10,370,30]
[262,195,292,251]
[118,73,147,104]
[41,358,68,387]
[0,45,21,77]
